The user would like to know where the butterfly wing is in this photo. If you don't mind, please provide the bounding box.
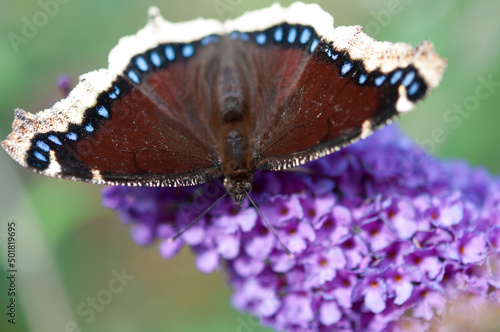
[233,5,446,171]
[2,10,225,187]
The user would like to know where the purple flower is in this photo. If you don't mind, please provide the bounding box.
[409,286,446,320]
[304,247,346,288]
[275,293,314,328]
[277,219,316,254]
[404,249,443,280]
[103,125,500,331]
[261,195,304,226]
[352,273,388,314]
[384,266,421,305]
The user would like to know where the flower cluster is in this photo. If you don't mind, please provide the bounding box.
[103,125,500,331]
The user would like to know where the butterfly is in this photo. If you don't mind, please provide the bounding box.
[2,2,446,206]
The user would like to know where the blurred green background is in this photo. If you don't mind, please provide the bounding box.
[0,0,499,331]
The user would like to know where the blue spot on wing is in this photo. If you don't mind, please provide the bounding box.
[287,28,297,44]
[274,27,283,42]
[97,106,110,119]
[402,71,416,87]
[36,140,50,152]
[310,38,319,53]
[325,47,332,57]
[300,29,311,44]
[240,33,249,42]
[135,57,148,72]
[391,70,403,85]
[85,123,94,133]
[66,132,78,141]
[109,86,120,99]
[341,62,353,76]
[165,46,175,61]
[374,75,386,86]
[33,151,47,162]
[48,135,62,146]
[325,47,338,60]
[201,35,220,45]
[150,52,162,67]
[359,74,368,84]
[127,70,140,84]
[408,82,420,96]
[256,33,266,45]
[182,44,194,58]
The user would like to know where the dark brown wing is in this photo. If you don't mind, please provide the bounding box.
[2,33,224,187]
[249,25,446,170]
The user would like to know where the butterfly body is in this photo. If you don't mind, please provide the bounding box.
[218,74,255,205]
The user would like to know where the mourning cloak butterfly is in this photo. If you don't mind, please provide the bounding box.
[2,2,446,205]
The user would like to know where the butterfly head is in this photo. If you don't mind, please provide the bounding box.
[224,176,252,206]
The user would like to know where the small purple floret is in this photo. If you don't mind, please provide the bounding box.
[57,74,72,97]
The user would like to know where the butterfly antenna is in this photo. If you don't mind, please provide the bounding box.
[245,190,294,259]
[169,192,228,243]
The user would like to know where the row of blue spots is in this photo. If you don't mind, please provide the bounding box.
[32,105,110,163]
[251,26,315,50]
[127,43,196,85]
[389,69,420,96]
[337,57,388,86]
[331,53,422,97]
[270,26,313,46]
[32,130,74,163]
